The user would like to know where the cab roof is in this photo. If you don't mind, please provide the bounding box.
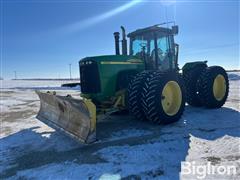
[127,25,178,38]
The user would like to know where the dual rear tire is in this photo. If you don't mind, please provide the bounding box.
[182,64,207,106]
[198,66,229,108]
[183,65,229,108]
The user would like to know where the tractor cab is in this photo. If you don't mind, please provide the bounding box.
[128,25,179,71]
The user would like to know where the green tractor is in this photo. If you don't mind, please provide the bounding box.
[36,23,229,143]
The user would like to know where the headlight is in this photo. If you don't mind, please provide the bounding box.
[86,61,92,65]
[80,60,93,65]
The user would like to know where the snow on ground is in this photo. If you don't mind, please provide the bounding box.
[0,75,240,179]
[228,73,240,81]
[0,80,80,114]
[0,80,80,89]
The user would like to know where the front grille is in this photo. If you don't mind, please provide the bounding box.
[79,60,101,93]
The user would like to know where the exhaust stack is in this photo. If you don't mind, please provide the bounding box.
[121,26,127,55]
[113,32,120,55]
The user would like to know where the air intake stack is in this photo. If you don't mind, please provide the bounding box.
[121,26,128,55]
[113,32,120,55]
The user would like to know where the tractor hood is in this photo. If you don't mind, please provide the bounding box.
[79,54,144,102]
[79,55,141,64]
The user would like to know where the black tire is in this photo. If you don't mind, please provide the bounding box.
[183,64,207,106]
[116,70,139,91]
[127,71,153,121]
[141,72,185,124]
[197,66,229,108]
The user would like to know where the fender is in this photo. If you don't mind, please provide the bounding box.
[182,61,208,72]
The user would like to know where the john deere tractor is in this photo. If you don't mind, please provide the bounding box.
[36,23,229,143]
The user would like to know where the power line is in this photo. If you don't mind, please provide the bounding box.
[69,64,72,80]
[181,43,239,56]
[14,71,17,80]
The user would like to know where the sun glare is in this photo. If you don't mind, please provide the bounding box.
[62,0,143,33]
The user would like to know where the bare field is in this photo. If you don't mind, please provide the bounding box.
[0,76,240,179]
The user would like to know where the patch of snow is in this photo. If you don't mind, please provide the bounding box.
[181,135,240,179]
[0,99,26,111]
[0,88,80,113]
[228,73,240,81]
[0,105,10,112]
[4,86,80,91]
[9,137,183,179]
[0,116,79,151]
[1,80,79,89]
[95,137,188,179]
[0,117,81,173]
[99,174,121,180]
[225,80,240,110]
[10,163,121,180]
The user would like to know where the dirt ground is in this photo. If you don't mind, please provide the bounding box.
[0,78,240,179]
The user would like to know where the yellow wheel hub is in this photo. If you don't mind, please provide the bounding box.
[213,74,226,101]
[161,81,182,116]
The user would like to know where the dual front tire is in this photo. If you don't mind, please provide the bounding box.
[127,71,152,121]
[128,71,185,124]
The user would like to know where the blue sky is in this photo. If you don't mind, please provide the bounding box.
[1,0,239,79]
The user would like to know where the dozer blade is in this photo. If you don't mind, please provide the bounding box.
[35,91,96,143]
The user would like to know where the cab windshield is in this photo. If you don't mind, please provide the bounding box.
[130,32,175,70]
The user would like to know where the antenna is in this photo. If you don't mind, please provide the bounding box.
[173,1,176,23]
[165,5,169,28]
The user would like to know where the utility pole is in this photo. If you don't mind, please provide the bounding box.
[69,64,72,80]
[14,71,17,80]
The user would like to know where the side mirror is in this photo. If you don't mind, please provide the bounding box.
[172,25,178,35]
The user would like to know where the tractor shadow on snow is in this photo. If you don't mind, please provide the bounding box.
[1,106,240,178]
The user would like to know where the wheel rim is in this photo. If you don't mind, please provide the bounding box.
[213,74,226,101]
[161,81,182,116]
